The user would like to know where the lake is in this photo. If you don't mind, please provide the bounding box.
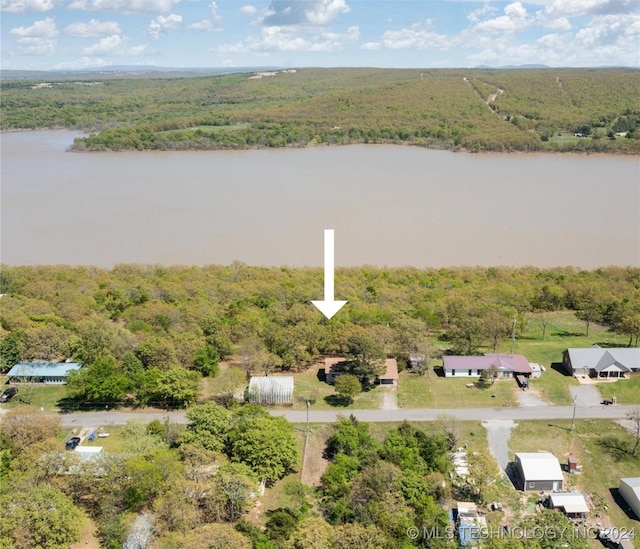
[1,130,638,269]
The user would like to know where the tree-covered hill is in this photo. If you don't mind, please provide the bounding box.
[1,67,638,153]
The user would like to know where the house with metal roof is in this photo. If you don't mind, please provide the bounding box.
[514,452,564,491]
[248,376,294,404]
[619,477,640,519]
[548,492,589,518]
[7,362,82,384]
[443,354,532,378]
[562,346,639,378]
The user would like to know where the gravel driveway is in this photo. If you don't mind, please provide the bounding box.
[482,419,516,472]
[569,384,602,406]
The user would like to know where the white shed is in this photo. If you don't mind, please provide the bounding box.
[619,477,640,519]
[248,376,294,404]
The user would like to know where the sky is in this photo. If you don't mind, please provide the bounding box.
[1,0,639,71]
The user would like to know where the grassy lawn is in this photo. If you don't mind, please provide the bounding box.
[0,378,68,412]
[275,365,383,411]
[599,376,640,404]
[509,420,640,533]
[397,369,518,408]
[497,311,629,405]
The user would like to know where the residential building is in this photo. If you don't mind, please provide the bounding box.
[563,346,639,378]
[548,492,589,518]
[6,361,82,384]
[443,354,532,378]
[619,477,640,519]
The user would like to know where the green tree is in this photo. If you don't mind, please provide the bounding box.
[0,486,83,549]
[181,402,233,452]
[334,374,361,404]
[230,416,300,483]
[66,354,130,404]
[193,344,220,377]
[0,330,22,372]
[343,335,385,383]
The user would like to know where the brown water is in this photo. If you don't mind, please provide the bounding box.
[1,130,638,268]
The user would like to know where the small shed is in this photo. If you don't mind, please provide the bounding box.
[248,376,294,404]
[567,455,578,473]
[619,477,640,519]
[549,492,589,517]
[7,362,82,384]
[530,363,543,378]
[514,452,563,491]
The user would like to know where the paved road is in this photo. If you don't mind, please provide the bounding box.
[55,403,637,427]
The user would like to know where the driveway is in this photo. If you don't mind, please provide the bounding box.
[482,419,516,472]
[569,384,602,406]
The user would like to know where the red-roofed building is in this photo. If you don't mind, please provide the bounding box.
[443,354,532,379]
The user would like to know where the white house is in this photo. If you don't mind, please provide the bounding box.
[443,354,532,378]
[563,346,639,378]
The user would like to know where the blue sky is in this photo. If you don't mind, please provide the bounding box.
[1,0,639,70]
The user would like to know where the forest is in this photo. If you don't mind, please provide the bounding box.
[1,67,639,153]
[0,264,639,408]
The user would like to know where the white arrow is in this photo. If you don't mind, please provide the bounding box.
[311,229,347,319]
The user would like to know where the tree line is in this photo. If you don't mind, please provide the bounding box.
[1,264,638,407]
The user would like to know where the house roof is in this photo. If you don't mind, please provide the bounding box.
[515,452,563,482]
[324,357,397,379]
[549,492,589,514]
[594,351,631,373]
[324,357,347,373]
[443,354,532,374]
[7,362,82,378]
[380,359,398,380]
[566,347,639,371]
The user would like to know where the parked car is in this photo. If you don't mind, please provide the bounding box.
[65,437,81,451]
[0,388,18,402]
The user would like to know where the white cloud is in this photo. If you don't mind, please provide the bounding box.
[68,0,180,14]
[64,19,121,37]
[574,13,639,47]
[217,24,359,54]
[474,1,533,32]
[1,0,56,12]
[148,13,182,39]
[544,0,636,18]
[189,19,213,31]
[375,20,450,50]
[209,1,221,20]
[81,34,152,56]
[361,41,381,50]
[83,33,124,55]
[240,4,256,15]
[261,0,350,27]
[8,17,58,55]
[9,16,58,37]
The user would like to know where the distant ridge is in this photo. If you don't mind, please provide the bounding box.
[0,65,282,80]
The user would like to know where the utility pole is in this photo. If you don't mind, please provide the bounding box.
[510,317,517,355]
[571,396,577,432]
